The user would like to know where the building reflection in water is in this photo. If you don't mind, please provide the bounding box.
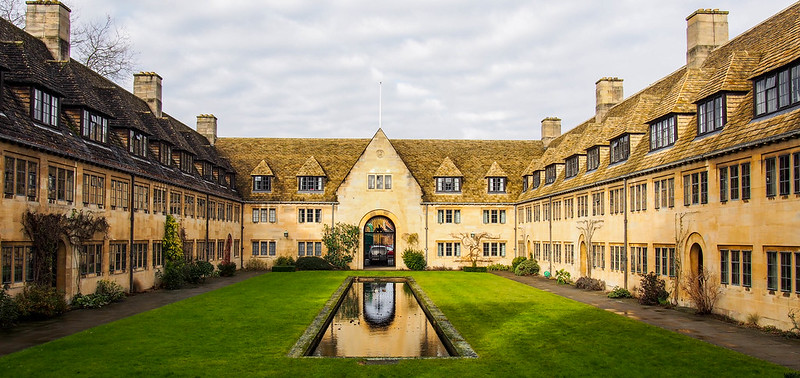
[312,281,449,357]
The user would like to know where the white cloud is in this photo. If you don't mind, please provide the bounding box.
[64,0,797,140]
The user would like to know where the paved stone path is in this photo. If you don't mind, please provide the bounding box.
[492,271,800,371]
[0,271,264,356]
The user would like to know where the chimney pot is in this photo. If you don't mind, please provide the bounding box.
[541,117,561,148]
[133,72,163,117]
[197,114,218,145]
[686,9,729,68]
[595,77,623,122]
[25,1,71,61]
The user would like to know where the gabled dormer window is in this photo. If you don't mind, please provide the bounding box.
[179,151,193,173]
[32,88,59,126]
[650,115,677,150]
[202,162,213,180]
[436,177,461,193]
[129,130,148,157]
[487,177,506,193]
[587,147,600,171]
[545,165,556,185]
[522,176,529,192]
[565,156,579,179]
[81,110,108,143]
[253,175,271,192]
[610,135,629,164]
[159,143,172,166]
[532,171,541,189]
[298,176,324,192]
[754,62,800,117]
[697,95,725,135]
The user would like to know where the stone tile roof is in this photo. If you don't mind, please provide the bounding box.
[0,17,239,201]
[433,157,463,177]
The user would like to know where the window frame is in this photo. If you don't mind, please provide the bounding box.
[436,177,461,193]
[487,177,506,193]
[754,61,800,118]
[298,176,324,192]
[252,175,272,192]
[650,114,678,150]
[697,95,726,135]
[610,134,630,164]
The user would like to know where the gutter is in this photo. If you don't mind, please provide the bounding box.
[129,172,135,293]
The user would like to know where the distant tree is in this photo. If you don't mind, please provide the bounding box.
[322,223,359,269]
[0,0,23,27]
[71,14,137,80]
[452,232,498,268]
[0,2,137,81]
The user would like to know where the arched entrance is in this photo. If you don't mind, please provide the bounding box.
[55,241,67,292]
[363,216,396,268]
[579,241,588,277]
[689,243,704,277]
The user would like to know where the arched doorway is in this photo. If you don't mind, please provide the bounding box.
[363,216,395,268]
[689,243,704,277]
[579,241,588,277]
[55,241,67,292]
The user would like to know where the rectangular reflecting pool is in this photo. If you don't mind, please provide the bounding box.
[311,279,449,357]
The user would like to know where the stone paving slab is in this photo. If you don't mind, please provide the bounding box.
[492,271,800,371]
[0,270,265,356]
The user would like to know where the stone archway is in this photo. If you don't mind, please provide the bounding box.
[361,212,397,269]
[55,240,67,292]
[579,241,588,278]
[689,243,704,277]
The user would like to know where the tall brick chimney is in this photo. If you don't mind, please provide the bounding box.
[197,114,218,145]
[133,72,162,117]
[25,1,71,61]
[595,77,623,122]
[686,9,728,69]
[541,117,561,148]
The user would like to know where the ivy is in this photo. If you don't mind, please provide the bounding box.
[321,222,359,269]
[21,210,109,287]
[163,214,183,264]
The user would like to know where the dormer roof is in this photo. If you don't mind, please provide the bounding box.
[434,157,463,177]
[250,160,274,176]
[296,156,327,177]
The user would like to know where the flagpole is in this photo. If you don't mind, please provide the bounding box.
[379,81,382,129]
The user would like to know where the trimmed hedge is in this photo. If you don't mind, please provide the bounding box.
[217,262,237,277]
[296,256,334,271]
[463,266,487,272]
[272,266,296,272]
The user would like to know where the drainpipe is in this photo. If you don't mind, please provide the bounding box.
[548,196,553,276]
[129,173,135,293]
[513,204,518,259]
[623,178,628,291]
[424,204,429,264]
[205,193,210,260]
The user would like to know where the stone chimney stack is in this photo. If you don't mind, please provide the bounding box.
[25,1,71,61]
[541,117,561,148]
[133,72,163,117]
[686,9,728,69]
[595,77,623,122]
[196,114,218,145]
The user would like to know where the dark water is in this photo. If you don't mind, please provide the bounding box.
[311,281,449,357]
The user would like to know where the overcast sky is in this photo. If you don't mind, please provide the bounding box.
[62,0,795,140]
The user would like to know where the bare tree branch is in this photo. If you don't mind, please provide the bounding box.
[72,14,137,81]
[576,219,603,278]
[0,0,24,28]
[452,232,498,268]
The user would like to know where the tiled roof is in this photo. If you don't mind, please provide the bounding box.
[296,156,327,177]
[250,160,274,176]
[433,157,463,177]
[484,161,507,177]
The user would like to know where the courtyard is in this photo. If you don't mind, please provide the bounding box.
[0,271,793,377]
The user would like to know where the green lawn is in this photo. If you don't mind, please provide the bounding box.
[0,271,791,377]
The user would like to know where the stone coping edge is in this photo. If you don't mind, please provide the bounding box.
[287,276,478,359]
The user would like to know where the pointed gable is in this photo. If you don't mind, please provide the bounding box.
[484,161,507,178]
[434,157,463,177]
[296,156,326,177]
[250,160,274,176]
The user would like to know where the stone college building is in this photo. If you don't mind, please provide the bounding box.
[1,2,799,330]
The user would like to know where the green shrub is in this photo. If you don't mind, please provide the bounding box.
[608,286,633,298]
[511,256,527,271]
[0,288,19,329]
[274,256,295,266]
[638,272,669,305]
[217,261,237,277]
[575,277,605,291]
[184,261,215,284]
[296,256,334,270]
[463,266,488,272]
[271,266,296,272]
[245,258,269,271]
[402,249,426,271]
[486,263,512,271]
[95,280,125,303]
[555,269,571,284]
[15,284,68,320]
[514,259,540,276]
[73,280,126,309]
[157,260,185,290]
